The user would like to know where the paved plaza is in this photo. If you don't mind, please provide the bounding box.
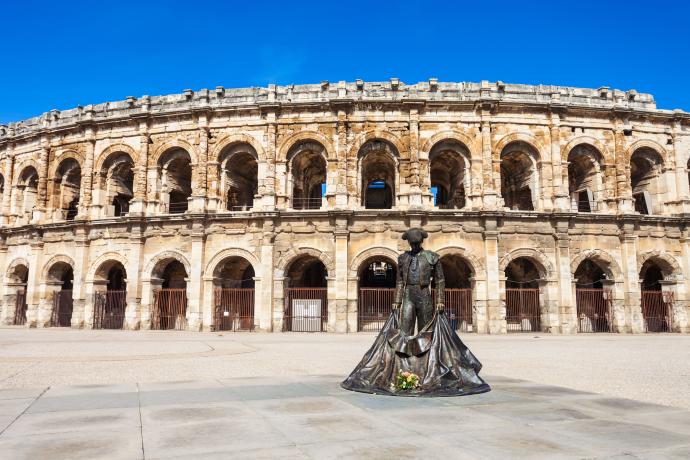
[0,328,689,458]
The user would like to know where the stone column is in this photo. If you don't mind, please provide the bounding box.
[481,117,499,209]
[678,233,690,332]
[260,221,276,331]
[1,153,14,225]
[483,218,503,333]
[614,126,633,213]
[554,222,575,333]
[550,118,569,211]
[25,241,43,327]
[620,221,642,332]
[335,110,349,208]
[185,222,205,330]
[672,122,690,213]
[334,218,349,332]
[125,225,145,329]
[261,108,277,211]
[128,132,149,216]
[406,103,422,208]
[71,228,89,328]
[190,126,208,212]
[35,142,50,222]
[78,131,95,219]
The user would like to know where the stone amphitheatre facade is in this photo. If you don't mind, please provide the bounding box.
[0,79,689,334]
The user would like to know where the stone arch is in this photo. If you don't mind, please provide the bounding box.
[348,246,399,278]
[625,139,667,163]
[276,247,335,278]
[562,136,610,163]
[14,161,40,185]
[211,133,266,163]
[421,130,478,158]
[204,248,261,280]
[48,150,83,179]
[499,248,555,280]
[278,131,336,162]
[348,130,407,159]
[41,255,76,282]
[86,252,129,282]
[150,138,198,166]
[143,250,191,281]
[5,257,29,282]
[570,249,623,282]
[637,251,683,280]
[494,132,546,161]
[436,246,486,280]
[94,143,139,173]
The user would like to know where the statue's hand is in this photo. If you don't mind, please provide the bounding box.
[392,303,401,310]
[436,303,445,312]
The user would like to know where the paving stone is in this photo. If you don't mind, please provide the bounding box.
[2,407,140,437]
[27,391,139,414]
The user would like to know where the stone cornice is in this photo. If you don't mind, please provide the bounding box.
[2,80,687,144]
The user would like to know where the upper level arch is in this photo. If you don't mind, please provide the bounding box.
[211,134,265,163]
[348,130,406,160]
[278,131,335,163]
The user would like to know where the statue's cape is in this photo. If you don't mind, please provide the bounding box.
[341,311,490,397]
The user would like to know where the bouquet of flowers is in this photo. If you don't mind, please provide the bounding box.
[391,370,420,391]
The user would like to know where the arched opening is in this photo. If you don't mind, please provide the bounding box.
[288,142,326,210]
[360,140,397,209]
[98,152,134,217]
[430,141,468,209]
[504,257,542,332]
[52,159,81,221]
[639,259,673,332]
[357,256,397,331]
[46,262,74,327]
[159,148,192,214]
[6,263,29,325]
[93,261,127,329]
[574,259,613,332]
[568,145,602,212]
[440,254,474,331]
[151,259,188,330]
[213,256,255,331]
[15,166,39,223]
[284,255,328,331]
[500,141,538,211]
[219,144,258,211]
[630,148,663,215]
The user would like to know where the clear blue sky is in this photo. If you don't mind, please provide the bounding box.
[1,0,689,124]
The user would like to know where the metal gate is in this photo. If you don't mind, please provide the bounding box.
[152,289,188,330]
[358,288,395,331]
[13,290,27,326]
[576,288,613,333]
[51,290,73,327]
[284,288,327,332]
[214,288,255,331]
[440,289,474,333]
[93,290,127,330]
[505,288,540,332]
[641,291,674,333]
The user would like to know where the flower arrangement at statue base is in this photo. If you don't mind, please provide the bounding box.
[390,370,420,392]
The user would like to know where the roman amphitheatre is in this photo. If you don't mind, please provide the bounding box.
[0,79,688,335]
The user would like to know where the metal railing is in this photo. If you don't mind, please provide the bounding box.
[168,201,188,214]
[641,291,674,333]
[51,290,74,327]
[13,290,27,326]
[292,197,322,210]
[152,289,188,330]
[214,288,255,331]
[93,290,127,330]
[284,288,328,332]
[505,288,540,332]
[576,288,613,332]
[571,200,599,213]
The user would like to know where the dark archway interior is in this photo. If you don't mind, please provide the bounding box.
[358,257,397,288]
[290,146,326,209]
[505,258,540,288]
[160,149,192,214]
[9,264,29,285]
[440,255,473,289]
[568,146,599,213]
[501,142,535,211]
[574,259,606,288]
[107,264,127,291]
[101,153,134,217]
[161,260,187,289]
[641,261,664,291]
[361,151,395,209]
[55,159,82,220]
[630,148,662,215]
[48,262,73,290]
[430,142,467,209]
[223,149,258,210]
[287,256,327,288]
[215,256,255,288]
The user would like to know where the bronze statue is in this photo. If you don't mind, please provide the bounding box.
[342,228,490,397]
[393,228,445,336]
